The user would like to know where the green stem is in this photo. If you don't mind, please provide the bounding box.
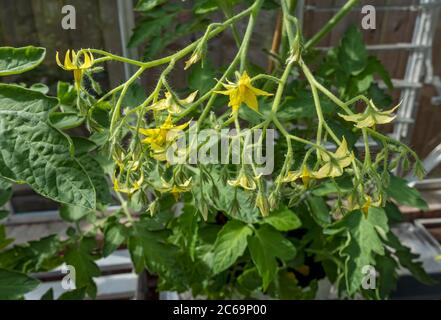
[305,0,359,50]
[239,0,264,72]
[109,66,146,141]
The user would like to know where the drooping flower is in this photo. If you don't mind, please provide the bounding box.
[228,171,258,190]
[157,178,192,200]
[56,49,94,88]
[138,115,190,161]
[149,91,198,115]
[112,155,144,195]
[338,100,401,129]
[112,171,144,195]
[348,195,382,216]
[283,165,314,187]
[313,138,354,179]
[214,71,273,112]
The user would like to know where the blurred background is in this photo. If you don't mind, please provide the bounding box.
[1,0,441,299]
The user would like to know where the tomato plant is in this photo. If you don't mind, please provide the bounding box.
[0,0,434,300]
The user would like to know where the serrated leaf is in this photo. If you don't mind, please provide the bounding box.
[0,268,40,299]
[338,26,368,76]
[0,46,45,76]
[128,222,178,275]
[263,206,301,231]
[64,237,100,298]
[386,175,428,210]
[248,225,296,289]
[0,235,61,272]
[386,231,435,286]
[0,85,96,209]
[210,220,253,275]
[326,208,388,295]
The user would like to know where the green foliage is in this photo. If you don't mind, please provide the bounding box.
[0,4,434,301]
[0,268,40,299]
[0,85,96,209]
[248,225,296,289]
[0,46,45,76]
[209,220,253,275]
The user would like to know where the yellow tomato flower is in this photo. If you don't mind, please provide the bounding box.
[149,91,198,115]
[112,171,144,195]
[227,171,258,190]
[313,138,354,179]
[157,178,192,200]
[338,100,401,129]
[214,71,273,112]
[348,195,382,216]
[56,49,94,88]
[283,165,314,187]
[138,115,190,161]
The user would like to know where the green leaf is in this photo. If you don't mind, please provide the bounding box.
[29,83,49,95]
[0,235,61,272]
[237,267,261,292]
[0,46,46,76]
[40,288,54,300]
[214,182,261,224]
[263,206,301,231]
[0,187,12,207]
[312,176,353,196]
[128,222,179,275]
[49,112,85,130]
[248,225,296,289]
[271,270,317,299]
[0,225,13,250]
[306,196,331,227]
[59,204,91,222]
[366,56,393,90]
[58,287,87,300]
[0,84,96,209]
[57,81,77,109]
[103,223,127,257]
[326,208,388,295]
[376,254,398,298]
[210,220,253,275]
[0,210,9,221]
[0,268,40,299]
[64,237,100,298]
[78,154,112,206]
[338,26,368,76]
[386,231,436,286]
[386,175,428,210]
